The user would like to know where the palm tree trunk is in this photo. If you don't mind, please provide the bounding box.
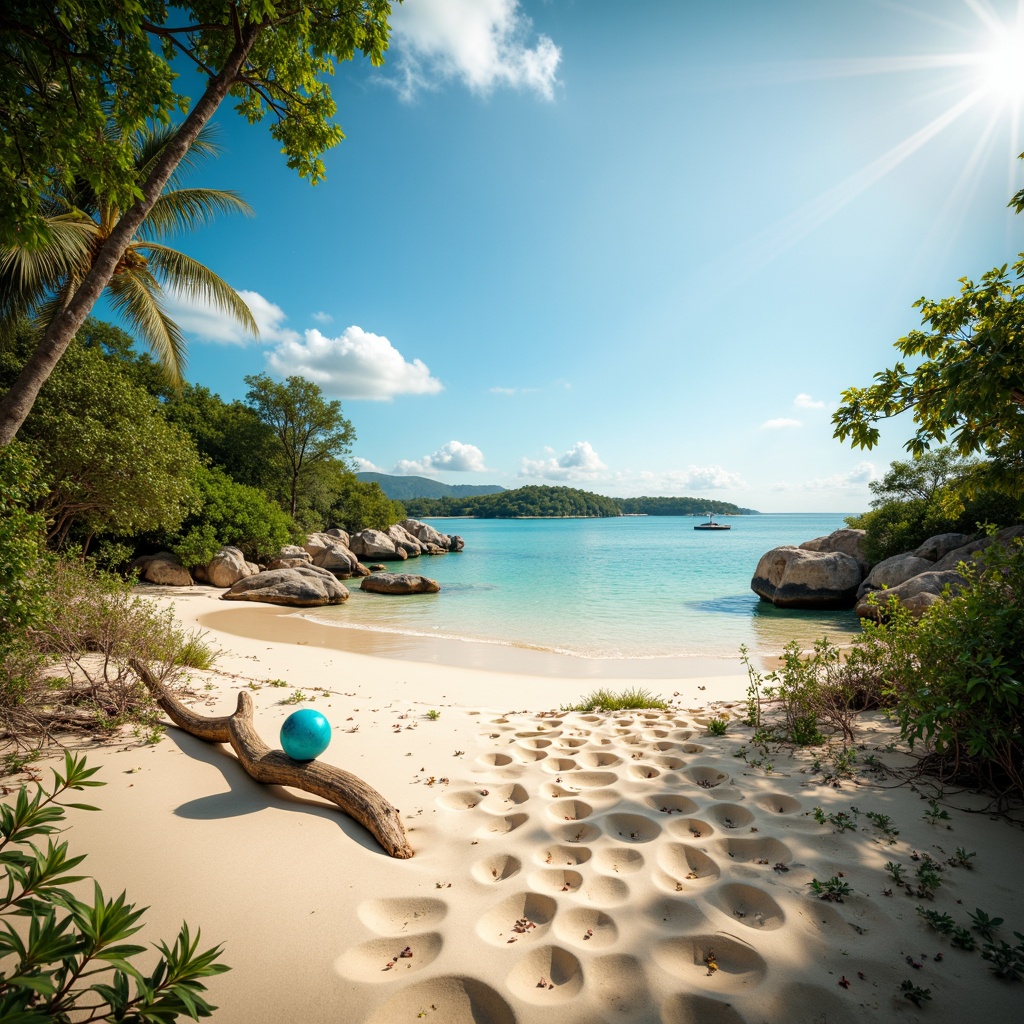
[0,23,263,447]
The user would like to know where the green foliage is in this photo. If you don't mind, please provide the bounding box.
[355,472,505,502]
[807,877,853,902]
[900,980,932,1007]
[834,256,1024,499]
[561,688,669,712]
[0,751,229,1019]
[843,448,1020,562]
[811,808,857,833]
[886,861,905,884]
[915,859,943,898]
[3,339,202,548]
[707,718,729,736]
[331,475,406,534]
[950,847,976,869]
[426,710,441,721]
[167,465,301,568]
[406,485,624,519]
[917,907,956,935]
[981,933,1024,979]
[851,537,1024,798]
[970,908,1004,943]
[0,443,52,651]
[244,374,355,519]
[616,496,756,515]
[923,800,951,826]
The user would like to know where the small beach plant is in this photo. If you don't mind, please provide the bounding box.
[561,688,669,713]
[0,752,229,1019]
[707,717,729,736]
[981,934,1024,980]
[900,980,932,1007]
[970,908,1004,943]
[808,876,853,902]
[916,907,956,935]
[923,799,952,826]
[427,710,441,721]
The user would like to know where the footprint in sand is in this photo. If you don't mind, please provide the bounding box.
[357,897,448,935]
[335,933,443,983]
[553,821,602,844]
[536,844,592,867]
[644,897,707,931]
[654,843,721,889]
[589,953,655,1020]
[601,812,662,843]
[527,867,583,894]
[540,781,581,799]
[651,932,767,992]
[714,835,793,866]
[437,789,489,811]
[480,784,529,813]
[471,853,523,884]
[511,745,548,764]
[477,891,556,947]
[593,846,645,875]
[706,882,786,930]
[364,977,515,1024]
[661,992,748,1024]
[475,752,513,767]
[506,945,584,1005]
[576,751,622,768]
[475,813,529,838]
[567,770,618,789]
[576,875,630,907]
[540,757,578,774]
[683,765,731,789]
[644,794,700,816]
[753,792,803,815]
[706,803,755,829]
[652,754,687,770]
[553,906,619,949]
[546,798,593,823]
[665,817,716,841]
[627,763,662,780]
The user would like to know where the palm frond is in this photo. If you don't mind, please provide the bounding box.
[139,243,258,339]
[106,268,186,385]
[138,188,254,241]
[134,123,224,190]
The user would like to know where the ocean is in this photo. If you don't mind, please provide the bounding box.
[304,513,860,665]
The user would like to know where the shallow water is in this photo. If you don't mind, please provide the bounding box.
[305,513,859,662]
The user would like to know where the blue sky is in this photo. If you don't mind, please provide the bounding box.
[130,0,1024,512]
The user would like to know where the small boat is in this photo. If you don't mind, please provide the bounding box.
[694,512,731,531]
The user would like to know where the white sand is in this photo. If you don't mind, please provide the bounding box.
[17,586,1024,1024]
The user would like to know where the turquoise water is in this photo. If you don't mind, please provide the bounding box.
[305,513,860,662]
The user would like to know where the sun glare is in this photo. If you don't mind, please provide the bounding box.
[984,29,1024,98]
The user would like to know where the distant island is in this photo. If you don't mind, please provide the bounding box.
[399,485,758,519]
[355,472,506,501]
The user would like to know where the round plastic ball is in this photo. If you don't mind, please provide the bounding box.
[280,709,332,761]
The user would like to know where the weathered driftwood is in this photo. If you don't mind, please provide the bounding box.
[132,661,413,859]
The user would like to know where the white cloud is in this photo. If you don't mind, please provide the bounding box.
[520,441,606,481]
[672,465,744,490]
[794,393,826,409]
[393,441,489,476]
[605,465,746,494]
[162,288,298,345]
[265,326,444,400]
[490,385,540,395]
[390,0,561,101]
[352,456,386,473]
[761,417,802,430]
[804,461,878,490]
[311,310,333,324]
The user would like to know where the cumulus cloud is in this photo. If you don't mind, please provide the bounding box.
[761,417,802,430]
[389,0,561,100]
[162,288,298,345]
[490,385,539,395]
[794,393,826,409]
[266,326,443,400]
[520,441,606,481]
[351,456,386,473]
[606,465,747,494]
[311,310,333,324]
[394,441,489,476]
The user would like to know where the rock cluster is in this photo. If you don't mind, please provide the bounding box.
[130,519,463,607]
[751,525,1024,618]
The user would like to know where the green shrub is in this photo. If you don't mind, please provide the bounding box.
[561,687,669,712]
[0,752,228,1019]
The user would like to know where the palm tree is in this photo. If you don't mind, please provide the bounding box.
[0,124,257,384]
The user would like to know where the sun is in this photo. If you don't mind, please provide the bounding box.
[983,28,1024,99]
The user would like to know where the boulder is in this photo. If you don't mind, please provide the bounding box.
[302,532,339,559]
[204,546,257,588]
[911,532,975,563]
[856,553,934,599]
[855,570,966,620]
[131,551,193,587]
[266,556,313,571]
[221,565,349,606]
[448,534,465,553]
[932,524,1024,572]
[324,527,350,546]
[360,573,441,595]
[402,519,456,551]
[751,546,863,609]
[386,523,423,556]
[311,542,363,577]
[349,529,405,561]
[278,544,313,562]
[799,528,869,569]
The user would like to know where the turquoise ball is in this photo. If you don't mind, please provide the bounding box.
[280,709,331,761]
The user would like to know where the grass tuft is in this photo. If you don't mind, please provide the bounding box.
[561,687,669,713]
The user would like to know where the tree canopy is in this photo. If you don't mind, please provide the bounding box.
[833,257,1024,499]
[0,0,394,445]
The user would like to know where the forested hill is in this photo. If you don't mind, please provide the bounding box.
[356,472,506,500]
[403,486,757,519]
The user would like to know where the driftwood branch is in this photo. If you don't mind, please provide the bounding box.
[132,661,413,859]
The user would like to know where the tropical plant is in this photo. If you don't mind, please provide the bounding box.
[0,1,393,445]
[0,751,229,1020]
[0,123,256,385]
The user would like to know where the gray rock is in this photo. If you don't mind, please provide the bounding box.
[932,524,1024,572]
[799,528,869,569]
[266,556,313,571]
[448,534,465,552]
[360,573,441,595]
[387,523,423,556]
[302,532,339,559]
[278,545,313,562]
[856,553,934,599]
[349,529,405,560]
[402,519,454,549]
[221,565,349,606]
[855,569,966,620]
[204,546,257,588]
[751,546,863,609]
[324,527,350,546]
[311,542,362,577]
[131,551,193,587]
[911,532,975,562]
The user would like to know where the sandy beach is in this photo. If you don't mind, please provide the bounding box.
[29,586,1024,1024]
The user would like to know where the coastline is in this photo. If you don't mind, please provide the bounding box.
[13,584,1022,1024]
